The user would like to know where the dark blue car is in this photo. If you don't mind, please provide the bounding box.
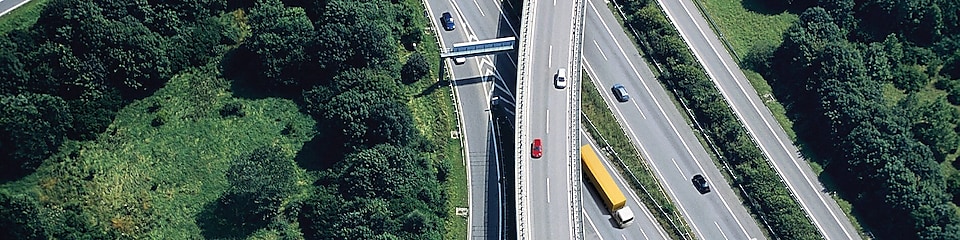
[441,12,455,31]
[612,84,630,102]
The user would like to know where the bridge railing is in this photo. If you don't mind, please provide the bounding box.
[514,0,535,238]
[568,0,587,239]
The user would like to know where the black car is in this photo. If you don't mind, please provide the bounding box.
[441,12,455,31]
[692,174,710,194]
[612,84,629,102]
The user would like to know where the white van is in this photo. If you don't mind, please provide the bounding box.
[555,68,567,89]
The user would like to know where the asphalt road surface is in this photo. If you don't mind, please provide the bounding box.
[519,0,580,238]
[655,0,860,238]
[423,0,521,239]
[581,0,766,239]
[581,131,669,240]
[0,0,31,17]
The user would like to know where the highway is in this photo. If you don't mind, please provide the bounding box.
[0,0,31,17]
[518,0,579,238]
[581,131,669,240]
[580,0,765,239]
[427,0,670,239]
[423,0,521,238]
[655,0,860,238]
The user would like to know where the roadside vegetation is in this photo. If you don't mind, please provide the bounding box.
[613,0,820,238]
[744,0,960,238]
[0,0,461,239]
[0,0,50,35]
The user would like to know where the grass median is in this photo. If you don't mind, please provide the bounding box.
[580,71,694,240]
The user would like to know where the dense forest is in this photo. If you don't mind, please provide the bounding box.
[742,0,960,238]
[0,0,449,238]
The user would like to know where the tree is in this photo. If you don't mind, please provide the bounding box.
[220,146,298,226]
[401,52,429,84]
[337,144,430,199]
[0,93,72,180]
[0,192,46,239]
[244,0,316,88]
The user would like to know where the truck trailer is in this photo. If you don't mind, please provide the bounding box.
[581,144,635,228]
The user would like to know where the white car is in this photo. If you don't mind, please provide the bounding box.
[555,68,567,89]
[453,57,466,65]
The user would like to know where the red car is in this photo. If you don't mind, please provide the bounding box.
[531,138,543,158]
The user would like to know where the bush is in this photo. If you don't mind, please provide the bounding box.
[219,101,245,118]
[401,52,430,84]
[219,146,298,226]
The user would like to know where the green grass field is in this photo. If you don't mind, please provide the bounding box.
[696,0,796,58]
[8,64,317,238]
[0,0,50,35]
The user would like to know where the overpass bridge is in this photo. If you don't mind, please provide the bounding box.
[511,0,587,239]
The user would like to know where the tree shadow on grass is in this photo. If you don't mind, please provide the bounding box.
[294,133,344,172]
[741,0,806,15]
[414,79,448,98]
[220,48,301,100]
[196,198,260,240]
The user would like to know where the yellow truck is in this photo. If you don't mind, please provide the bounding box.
[582,144,635,228]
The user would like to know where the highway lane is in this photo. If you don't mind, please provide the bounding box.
[0,0,31,17]
[423,0,517,239]
[655,0,860,238]
[581,131,669,240]
[430,0,668,239]
[581,0,765,239]
[456,0,670,238]
[522,0,579,238]
[424,0,526,238]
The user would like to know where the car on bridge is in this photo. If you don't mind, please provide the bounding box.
[441,12,455,31]
[531,138,543,158]
[555,68,567,89]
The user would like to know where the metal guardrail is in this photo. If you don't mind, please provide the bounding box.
[613,0,822,237]
[514,0,535,238]
[569,0,587,239]
[581,80,693,240]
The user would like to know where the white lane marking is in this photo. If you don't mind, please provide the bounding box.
[584,208,606,240]
[582,63,707,238]
[580,128,671,240]
[583,61,648,120]
[621,234,629,240]
[594,40,608,61]
[631,101,647,119]
[670,158,685,177]
[549,45,553,67]
[667,0,850,237]
[587,0,755,237]
[472,0,486,16]
[716,221,731,240]
[489,0,518,35]
[546,109,550,134]
[546,177,551,203]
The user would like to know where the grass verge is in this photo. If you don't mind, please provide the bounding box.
[0,0,50,35]
[405,20,468,240]
[694,0,796,59]
[695,0,869,236]
[580,71,694,240]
